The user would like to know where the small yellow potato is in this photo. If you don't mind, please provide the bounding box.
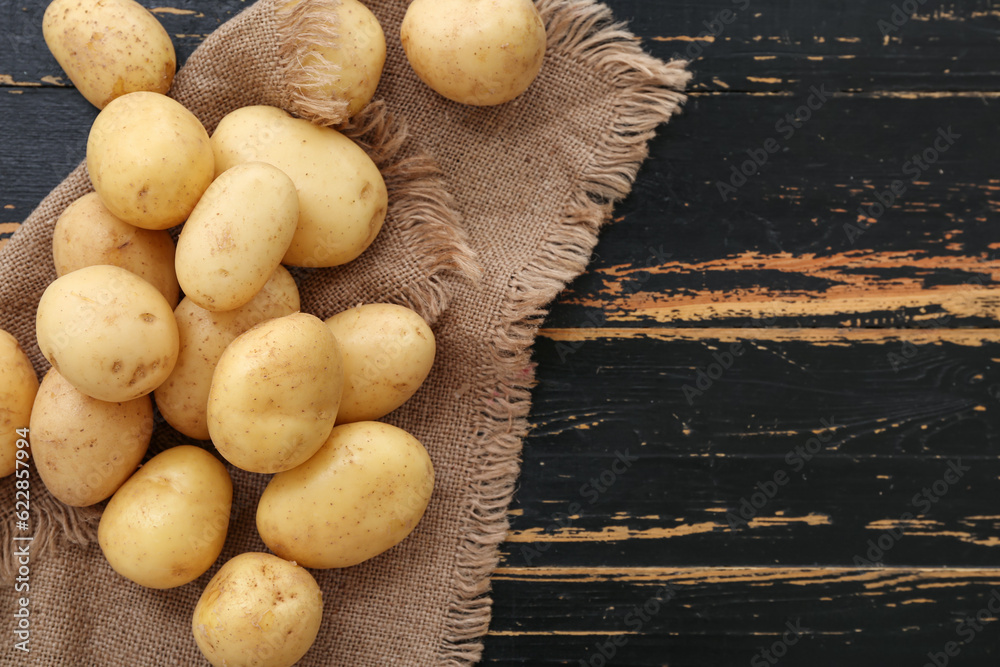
[155,266,300,440]
[175,162,299,312]
[52,192,180,308]
[87,91,215,230]
[29,368,151,507]
[98,445,232,589]
[42,0,176,109]
[400,0,547,106]
[192,552,323,667]
[280,0,386,118]
[257,421,435,569]
[0,331,38,478]
[325,303,436,424]
[35,264,179,403]
[212,105,387,267]
[208,313,343,473]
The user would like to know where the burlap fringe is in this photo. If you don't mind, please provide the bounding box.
[275,0,351,126]
[436,2,691,663]
[339,101,482,318]
[0,495,101,583]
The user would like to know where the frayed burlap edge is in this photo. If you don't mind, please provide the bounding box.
[275,0,351,126]
[0,3,480,585]
[436,2,691,663]
[338,101,483,313]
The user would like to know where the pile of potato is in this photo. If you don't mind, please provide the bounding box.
[1,0,549,664]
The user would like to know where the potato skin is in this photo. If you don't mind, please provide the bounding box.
[155,266,300,440]
[0,331,39,478]
[30,368,151,507]
[192,552,323,667]
[98,445,232,589]
[325,303,436,424]
[175,162,299,312]
[87,91,215,230]
[208,313,343,473]
[257,421,435,569]
[35,265,179,403]
[42,0,176,109]
[211,105,387,267]
[53,192,180,308]
[400,0,546,106]
[281,0,386,118]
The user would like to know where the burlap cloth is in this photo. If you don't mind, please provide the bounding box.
[0,0,688,663]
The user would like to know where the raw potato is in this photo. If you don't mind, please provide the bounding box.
[192,552,323,667]
[87,91,215,230]
[35,264,179,403]
[400,0,546,106]
[29,368,151,507]
[211,105,388,267]
[325,303,436,424]
[98,445,232,589]
[53,192,180,307]
[279,0,386,118]
[208,312,343,473]
[42,0,176,109]
[155,266,300,440]
[0,331,39,478]
[257,421,435,569]
[175,162,299,312]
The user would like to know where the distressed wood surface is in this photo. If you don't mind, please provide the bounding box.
[3,0,1000,665]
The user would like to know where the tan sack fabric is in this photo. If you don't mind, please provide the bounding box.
[0,0,689,663]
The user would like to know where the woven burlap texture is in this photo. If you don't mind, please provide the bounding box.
[0,0,689,664]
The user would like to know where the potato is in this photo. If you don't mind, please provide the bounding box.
[279,0,386,118]
[52,192,180,307]
[98,445,232,589]
[325,303,435,424]
[87,91,215,230]
[35,264,179,403]
[175,162,298,312]
[0,331,39,478]
[211,105,387,267]
[42,0,175,109]
[29,368,151,507]
[192,552,323,667]
[155,266,300,440]
[257,421,435,569]
[400,0,547,106]
[208,313,343,473]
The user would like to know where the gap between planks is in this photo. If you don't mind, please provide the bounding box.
[539,327,1000,346]
[491,565,1000,584]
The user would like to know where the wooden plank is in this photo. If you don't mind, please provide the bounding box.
[482,567,1000,665]
[616,0,1000,94]
[495,334,1000,567]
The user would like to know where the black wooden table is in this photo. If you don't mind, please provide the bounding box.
[5,1,1000,665]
